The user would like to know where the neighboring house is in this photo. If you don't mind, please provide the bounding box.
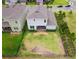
[2,4,28,32]
[18,0,28,5]
[19,0,27,2]
[26,5,57,31]
[36,0,43,2]
[36,0,43,5]
[6,0,18,6]
[43,0,51,2]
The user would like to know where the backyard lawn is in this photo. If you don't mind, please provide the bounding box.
[18,31,65,56]
[64,11,76,33]
[2,32,23,56]
[53,0,68,5]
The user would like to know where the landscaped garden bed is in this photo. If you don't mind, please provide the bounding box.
[55,11,76,57]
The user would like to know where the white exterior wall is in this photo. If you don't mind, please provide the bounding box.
[8,16,26,32]
[46,25,57,30]
[27,18,47,30]
[8,20,20,32]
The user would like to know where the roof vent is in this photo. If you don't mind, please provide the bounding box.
[35,11,39,13]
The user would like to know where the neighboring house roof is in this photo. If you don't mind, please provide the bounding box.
[2,22,10,27]
[2,4,27,21]
[27,5,48,19]
[36,0,43,3]
[2,7,13,19]
[19,0,27,2]
[6,0,18,2]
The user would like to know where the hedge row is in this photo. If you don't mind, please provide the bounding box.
[55,11,76,57]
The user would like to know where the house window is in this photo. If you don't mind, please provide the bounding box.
[44,19,46,23]
[30,26,34,29]
[14,27,18,30]
[34,19,35,21]
[15,21,18,24]
[2,19,4,21]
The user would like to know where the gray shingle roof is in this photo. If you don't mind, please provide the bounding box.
[19,0,27,2]
[27,5,48,19]
[36,0,43,2]
[27,5,57,26]
[6,0,18,2]
[2,4,27,20]
[47,10,57,26]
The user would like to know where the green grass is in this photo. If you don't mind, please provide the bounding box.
[27,32,60,53]
[53,0,69,5]
[64,11,76,33]
[19,31,64,56]
[2,32,23,56]
[45,0,69,5]
[2,57,76,59]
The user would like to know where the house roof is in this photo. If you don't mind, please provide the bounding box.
[27,5,48,19]
[19,0,27,2]
[6,0,18,2]
[27,5,57,26]
[47,10,57,26]
[36,0,43,3]
[2,4,27,21]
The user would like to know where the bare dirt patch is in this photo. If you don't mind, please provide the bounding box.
[31,45,56,56]
[33,32,48,35]
[21,38,63,56]
[20,38,56,56]
[10,32,20,36]
[59,38,65,55]
[18,32,65,56]
[23,39,53,53]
